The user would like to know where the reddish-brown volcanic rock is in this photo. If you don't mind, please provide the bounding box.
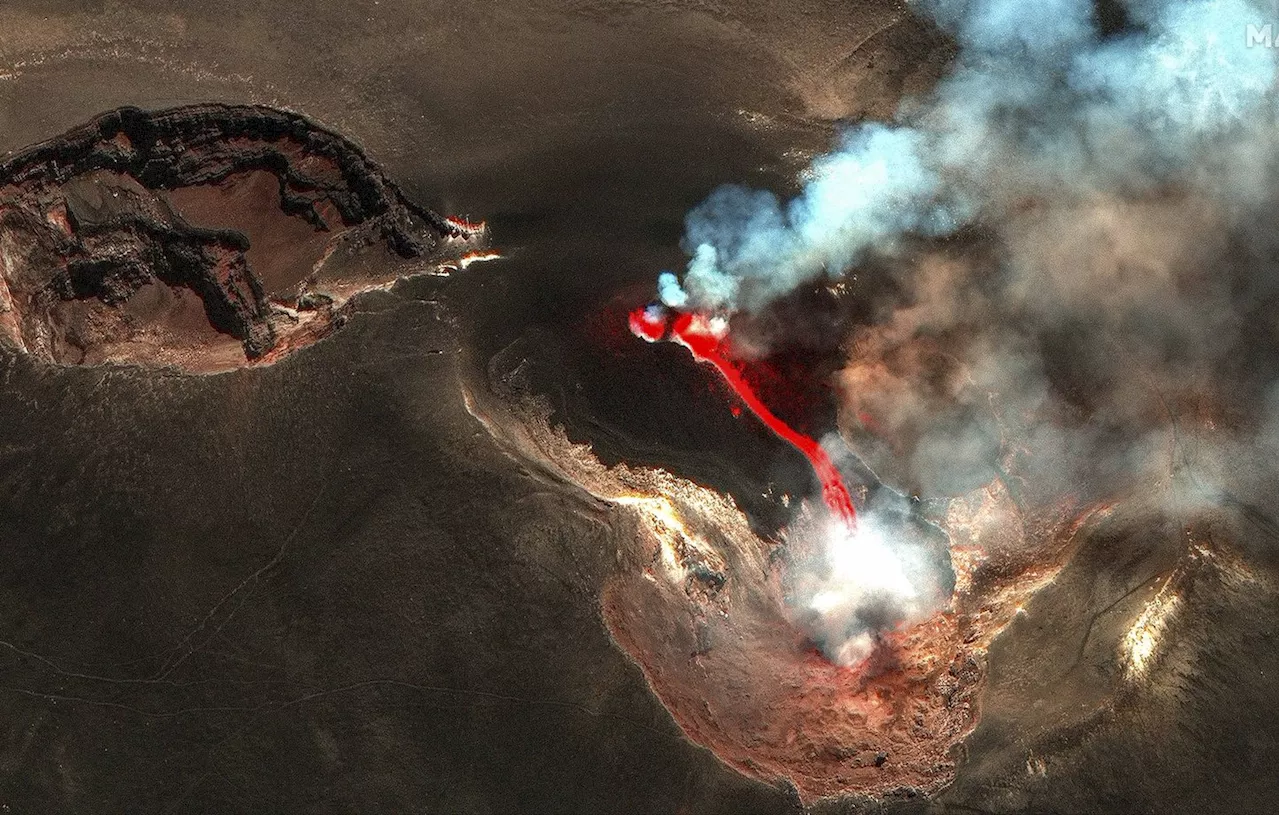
[598,481,1086,803]
[0,104,485,372]
[465,367,1092,804]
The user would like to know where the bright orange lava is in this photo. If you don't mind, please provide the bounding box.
[629,306,856,528]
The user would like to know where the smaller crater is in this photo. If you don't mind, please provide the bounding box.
[0,104,485,373]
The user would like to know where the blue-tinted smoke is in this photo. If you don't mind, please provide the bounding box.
[660,0,1278,312]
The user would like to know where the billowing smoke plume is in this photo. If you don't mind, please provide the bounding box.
[659,0,1277,312]
[659,0,1278,665]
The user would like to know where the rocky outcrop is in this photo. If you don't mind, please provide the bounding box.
[0,104,485,372]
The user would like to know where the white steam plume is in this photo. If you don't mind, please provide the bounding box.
[659,0,1278,313]
[661,0,1278,667]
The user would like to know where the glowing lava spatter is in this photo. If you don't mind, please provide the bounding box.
[629,305,856,528]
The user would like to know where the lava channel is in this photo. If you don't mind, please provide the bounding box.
[629,305,856,527]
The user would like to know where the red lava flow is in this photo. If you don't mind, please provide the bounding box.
[605,305,1089,801]
[629,306,856,527]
